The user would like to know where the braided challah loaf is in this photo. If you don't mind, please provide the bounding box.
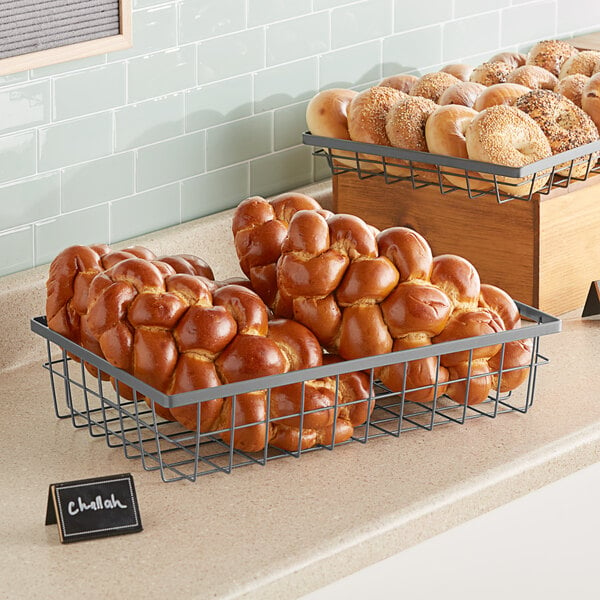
[233,196,532,405]
[46,244,215,382]
[46,246,372,452]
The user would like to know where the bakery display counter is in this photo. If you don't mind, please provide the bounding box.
[1,184,599,599]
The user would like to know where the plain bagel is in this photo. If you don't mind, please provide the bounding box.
[438,81,486,107]
[582,72,600,130]
[378,73,419,94]
[489,51,527,69]
[473,83,531,111]
[425,105,481,188]
[507,65,558,90]
[440,63,474,82]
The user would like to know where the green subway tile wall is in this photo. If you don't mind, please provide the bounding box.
[0,0,596,276]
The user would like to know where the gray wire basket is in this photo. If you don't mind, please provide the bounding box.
[31,304,561,483]
[304,132,600,203]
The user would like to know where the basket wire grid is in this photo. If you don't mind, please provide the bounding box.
[32,303,561,483]
[304,133,600,203]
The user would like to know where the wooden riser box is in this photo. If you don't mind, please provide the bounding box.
[332,172,600,316]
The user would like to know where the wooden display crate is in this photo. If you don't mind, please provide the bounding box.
[332,172,600,315]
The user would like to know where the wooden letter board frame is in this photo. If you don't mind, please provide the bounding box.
[0,0,132,76]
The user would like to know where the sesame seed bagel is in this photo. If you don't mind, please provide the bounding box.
[515,89,599,177]
[347,86,405,146]
[386,95,438,150]
[347,86,406,172]
[559,51,600,79]
[409,71,460,103]
[385,95,438,178]
[470,61,514,86]
[465,105,552,196]
[526,39,579,77]
[554,74,589,108]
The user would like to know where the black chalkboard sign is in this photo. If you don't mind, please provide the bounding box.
[582,281,600,318]
[45,473,142,543]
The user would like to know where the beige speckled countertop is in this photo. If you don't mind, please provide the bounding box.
[2,181,600,599]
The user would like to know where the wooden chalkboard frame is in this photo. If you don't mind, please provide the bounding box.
[0,0,132,76]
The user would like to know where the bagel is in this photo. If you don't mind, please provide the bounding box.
[489,51,527,69]
[554,74,589,108]
[379,73,419,94]
[409,71,461,103]
[347,86,405,172]
[559,51,600,79]
[465,105,552,196]
[438,81,486,108]
[582,72,600,131]
[526,39,579,77]
[507,65,558,90]
[440,63,474,82]
[385,95,438,178]
[306,88,357,139]
[473,83,531,111]
[425,105,482,188]
[469,61,514,86]
[515,89,599,178]
[306,88,359,169]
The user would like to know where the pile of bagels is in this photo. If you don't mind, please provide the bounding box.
[307,39,600,195]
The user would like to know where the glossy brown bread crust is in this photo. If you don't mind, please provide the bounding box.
[233,196,532,405]
[46,245,372,452]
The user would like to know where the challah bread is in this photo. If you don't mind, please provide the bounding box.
[65,255,373,452]
[465,105,552,195]
[46,244,214,381]
[514,90,599,178]
[237,199,529,406]
[526,40,578,77]
[232,192,329,314]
